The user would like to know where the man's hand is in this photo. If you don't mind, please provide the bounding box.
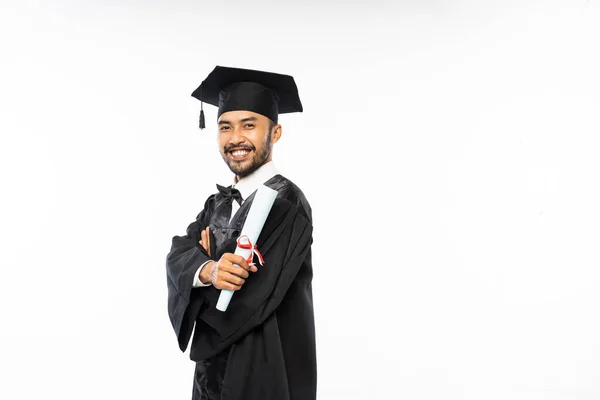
[200,227,211,257]
[199,253,259,290]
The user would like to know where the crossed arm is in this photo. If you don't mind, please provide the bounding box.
[196,226,258,291]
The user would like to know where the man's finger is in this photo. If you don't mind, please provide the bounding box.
[205,227,211,257]
[220,263,250,279]
[232,265,250,279]
[223,253,250,270]
[200,230,207,252]
[218,282,242,291]
[220,271,246,286]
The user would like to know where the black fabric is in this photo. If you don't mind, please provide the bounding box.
[191,65,303,124]
[218,81,280,123]
[192,349,229,400]
[216,184,243,207]
[166,174,316,400]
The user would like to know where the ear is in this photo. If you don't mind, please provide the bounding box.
[271,124,282,144]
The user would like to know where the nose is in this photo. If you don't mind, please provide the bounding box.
[229,125,245,144]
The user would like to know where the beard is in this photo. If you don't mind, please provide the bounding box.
[221,129,273,178]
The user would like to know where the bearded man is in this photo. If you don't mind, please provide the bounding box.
[166,65,317,400]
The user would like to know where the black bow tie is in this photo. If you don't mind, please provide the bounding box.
[216,184,243,206]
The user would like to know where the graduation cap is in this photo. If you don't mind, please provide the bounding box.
[191,65,303,129]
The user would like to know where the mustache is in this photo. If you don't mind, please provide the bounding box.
[224,143,255,153]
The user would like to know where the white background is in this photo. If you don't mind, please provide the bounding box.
[1,1,599,399]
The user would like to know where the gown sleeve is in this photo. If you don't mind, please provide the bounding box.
[166,194,216,351]
[189,197,313,360]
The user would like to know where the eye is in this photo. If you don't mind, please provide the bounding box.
[220,125,231,131]
[244,123,255,129]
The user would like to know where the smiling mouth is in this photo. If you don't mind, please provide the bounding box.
[228,148,252,161]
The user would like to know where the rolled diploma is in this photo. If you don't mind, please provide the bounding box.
[216,184,278,312]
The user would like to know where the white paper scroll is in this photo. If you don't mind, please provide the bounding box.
[216,184,278,312]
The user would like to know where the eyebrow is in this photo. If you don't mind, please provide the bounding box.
[218,116,258,125]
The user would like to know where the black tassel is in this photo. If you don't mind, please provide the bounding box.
[198,83,206,130]
[199,108,205,129]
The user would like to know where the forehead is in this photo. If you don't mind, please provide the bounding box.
[218,110,269,124]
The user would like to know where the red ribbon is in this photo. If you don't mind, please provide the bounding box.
[236,235,265,265]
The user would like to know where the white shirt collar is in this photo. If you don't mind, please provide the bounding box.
[232,160,279,201]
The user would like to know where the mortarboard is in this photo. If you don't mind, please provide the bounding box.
[191,65,303,129]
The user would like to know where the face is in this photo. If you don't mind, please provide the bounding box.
[218,110,281,178]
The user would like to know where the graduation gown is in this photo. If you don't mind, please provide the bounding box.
[166,174,317,400]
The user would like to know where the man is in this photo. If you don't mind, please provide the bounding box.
[166,65,317,400]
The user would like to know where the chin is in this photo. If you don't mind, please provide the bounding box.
[228,163,250,177]
[230,161,261,178]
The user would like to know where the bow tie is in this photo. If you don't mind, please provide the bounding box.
[216,184,243,206]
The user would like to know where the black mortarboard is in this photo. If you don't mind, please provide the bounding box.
[191,65,303,129]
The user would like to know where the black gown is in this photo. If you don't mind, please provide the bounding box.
[166,174,317,400]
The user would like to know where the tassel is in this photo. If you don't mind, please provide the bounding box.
[199,83,206,130]
[199,108,205,129]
